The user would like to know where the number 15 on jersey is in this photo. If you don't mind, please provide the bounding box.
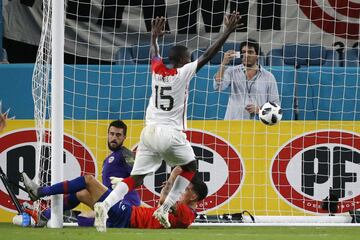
[154,85,174,111]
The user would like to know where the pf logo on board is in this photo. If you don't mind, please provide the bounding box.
[0,129,97,212]
[137,129,244,212]
[271,130,360,213]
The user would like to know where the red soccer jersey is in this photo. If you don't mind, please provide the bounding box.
[130,203,196,229]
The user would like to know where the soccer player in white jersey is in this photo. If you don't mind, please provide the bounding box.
[94,12,242,232]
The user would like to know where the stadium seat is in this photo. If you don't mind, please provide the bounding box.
[344,48,360,67]
[283,44,326,66]
[267,44,340,67]
[128,43,176,65]
[114,47,134,65]
[191,48,207,62]
[131,45,151,64]
[258,53,267,66]
[323,49,341,67]
[266,48,283,66]
[0,48,9,63]
[159,42,175,65]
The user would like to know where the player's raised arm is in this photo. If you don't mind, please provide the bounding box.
[150,17,166,59]
[196,12,242,72]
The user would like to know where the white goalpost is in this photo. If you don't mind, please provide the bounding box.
[31,0,360,227]
[49,0,64,228]
[32,0,65,228]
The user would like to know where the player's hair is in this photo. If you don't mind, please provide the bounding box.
[240,38,260,56]
[168,45,190,65]
[191,174,208,202]
[108,120,127,136]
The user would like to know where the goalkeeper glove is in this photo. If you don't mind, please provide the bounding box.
[109,176,123,189]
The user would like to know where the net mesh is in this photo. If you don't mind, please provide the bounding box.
[32,0,360,224]
[31,0,52,213]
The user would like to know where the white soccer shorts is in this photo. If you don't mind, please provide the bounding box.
[131,125,195,175]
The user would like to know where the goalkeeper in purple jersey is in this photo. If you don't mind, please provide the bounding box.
[75,120,140,225]
[29,120,140,226]
[103,120,140,206]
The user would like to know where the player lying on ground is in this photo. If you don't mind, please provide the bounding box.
[94,12,242,231]
[21,166,207,230]
[29,120,141,226]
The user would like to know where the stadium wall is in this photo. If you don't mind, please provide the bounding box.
[0,64,359,120]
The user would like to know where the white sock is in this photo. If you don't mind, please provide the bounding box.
[103,182,129,211]
[161,175,191,213]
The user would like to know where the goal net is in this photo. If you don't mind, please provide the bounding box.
[32,0,360,226]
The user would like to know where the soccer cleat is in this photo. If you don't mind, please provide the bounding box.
[94,202,109,232]
[22,202,49,227]
[153,206,171,228]
[36,211,49,228]
[21,172,40,201]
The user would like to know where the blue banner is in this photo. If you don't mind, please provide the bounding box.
[0,64,358,120]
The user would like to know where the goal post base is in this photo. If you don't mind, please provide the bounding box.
[193,215,357,226]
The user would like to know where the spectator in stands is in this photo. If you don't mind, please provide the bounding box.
[214,39,280,120]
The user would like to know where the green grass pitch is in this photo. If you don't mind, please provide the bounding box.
[1,223,359,240]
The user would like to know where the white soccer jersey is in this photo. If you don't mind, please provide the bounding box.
[145,57,198,130]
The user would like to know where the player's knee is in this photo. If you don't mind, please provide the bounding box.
[130,175,145,187]
[84,175,96,185]
[181,160,197,172]
[76,189,90,201]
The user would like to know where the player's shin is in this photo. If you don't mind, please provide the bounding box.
[103,177,135,210]
[161,171,195,212]
[39,176,86,197]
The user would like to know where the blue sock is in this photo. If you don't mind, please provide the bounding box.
[38,176,86,197]
[43,193,80,220]
[64,193,80,210]
[42,208,51,220]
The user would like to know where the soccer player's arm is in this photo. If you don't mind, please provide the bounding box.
[158,166,183,206]
[214,50,236,86]
[150,17,171,76]
[196,12,242,72]
[150,17,166,59]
